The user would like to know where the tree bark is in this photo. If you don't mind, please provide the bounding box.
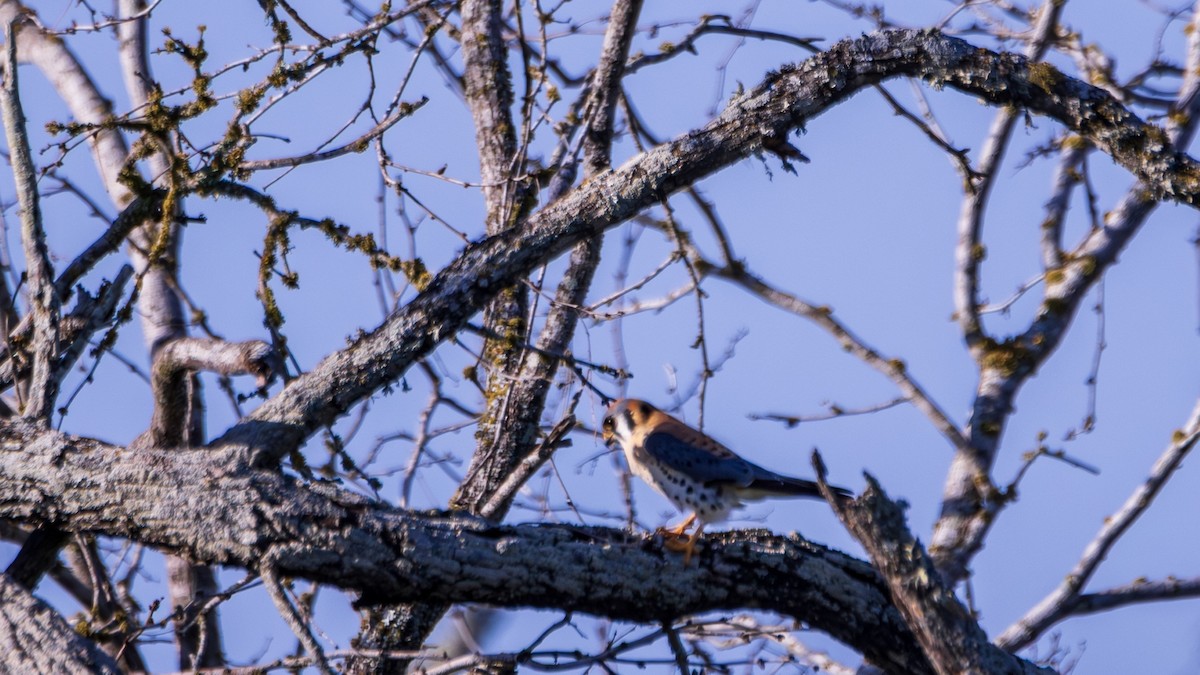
[0,573,121,674]
[0,419,945,674]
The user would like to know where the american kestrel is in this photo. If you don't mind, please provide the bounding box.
[602,398,851,563]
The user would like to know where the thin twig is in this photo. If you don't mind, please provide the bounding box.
[479,413,577,520]
[750,396,910,427]
[261,567,335,675]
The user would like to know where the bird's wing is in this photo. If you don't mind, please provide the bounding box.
[642,423,855,498]
[641,428,754,485]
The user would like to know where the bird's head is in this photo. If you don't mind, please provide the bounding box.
[602,398,658,447]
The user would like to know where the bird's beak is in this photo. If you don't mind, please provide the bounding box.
[601,430,615,446]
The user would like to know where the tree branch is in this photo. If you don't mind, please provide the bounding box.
[262,566,335,675]
[0,265,133,393]
[451,0,642,515]
[996,397,1200,651]
[137,337,278,449]
[217,29,1200,468]
[712,264,970,455]
[951,0,1064,347]
[1,18,60,421]
[0,1,133,206]
[930,0,1200,583]
[0,572,120,674]
[814,456,1052,675]
[0,420,941,674]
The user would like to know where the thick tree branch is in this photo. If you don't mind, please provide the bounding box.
[448,0,534,525]
[115,0,225,664]
[0,420,940,674]
[216,29,1200,468]
[4,526,68,590]
[452,0,642,515]
[581,0,643,177]
[363,5,647,665]
[460,0,523,233]
[455,0,538,514]
[353,3,533,668]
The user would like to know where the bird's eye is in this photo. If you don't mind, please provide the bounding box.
[602,416,613,430]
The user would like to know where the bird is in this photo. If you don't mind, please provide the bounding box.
[601,398,852,564]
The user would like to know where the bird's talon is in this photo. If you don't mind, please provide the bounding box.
[661,536,693,552]
[654,526,690,543]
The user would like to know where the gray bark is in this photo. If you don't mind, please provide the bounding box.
[0,419,937,674]
[0,573,121,675]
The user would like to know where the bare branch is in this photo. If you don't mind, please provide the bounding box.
[0,573,120,674]
[714,265,971,455]
[453,0,643,515]
[1,18,60,421]
[624,15,820,76]
[1069,576,1200,617]
[212,28,1200,467]
[239,97,428,172]
[996,398,1200,651]
[931,0,1200,583]
[0,266,133,396]
[0,420,943,674]
[951,1,1064,345]
[262,567,335,675]
[0,1,133,205]
[750,396,910,427]
[138,338,279,449]
[54,196,159,300]
[813,455,1052,675]
[478,413,577,520]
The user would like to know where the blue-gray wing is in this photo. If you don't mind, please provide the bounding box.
[642,431,754,485]
[643,430,852,499]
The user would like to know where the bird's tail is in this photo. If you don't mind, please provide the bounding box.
[743,475,853,502]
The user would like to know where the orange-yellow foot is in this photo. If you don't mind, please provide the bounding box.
[654,514,696,541]
[660,523,704,565]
